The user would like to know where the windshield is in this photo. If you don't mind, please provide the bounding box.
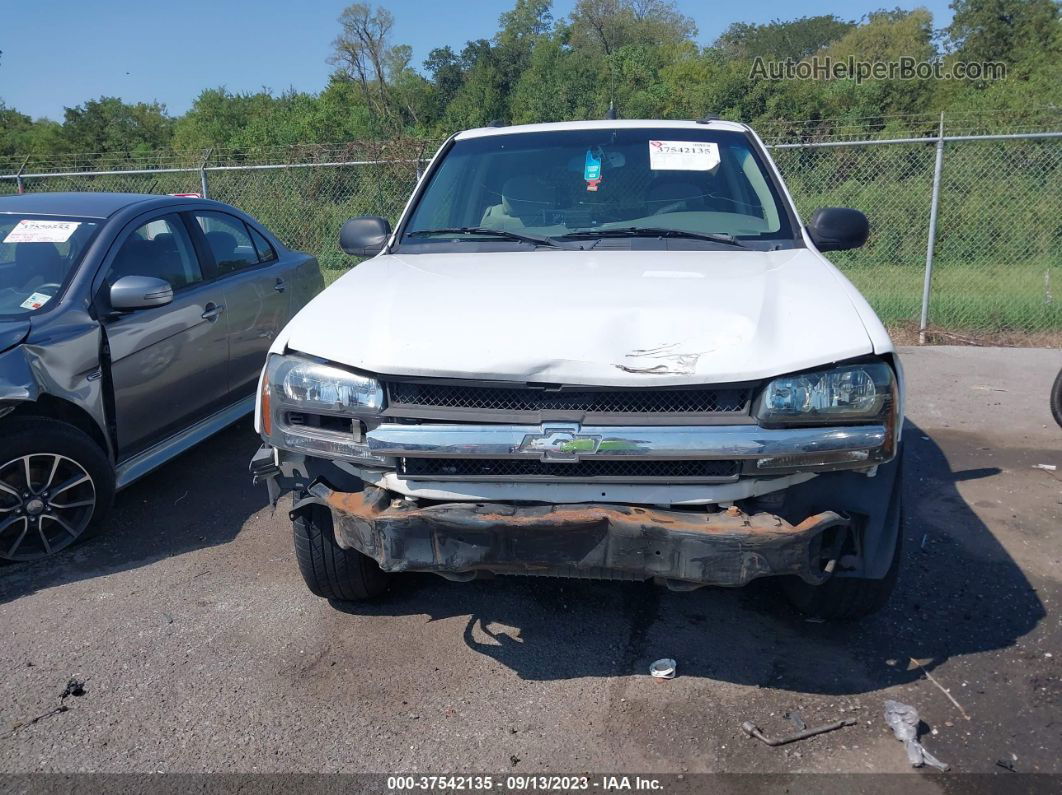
[401,128,796,250]
[0,215,100,317]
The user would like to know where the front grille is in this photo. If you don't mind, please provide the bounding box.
[399,457,740,482]
[384,380,750,422]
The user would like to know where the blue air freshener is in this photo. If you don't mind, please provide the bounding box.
[584,149,602,191]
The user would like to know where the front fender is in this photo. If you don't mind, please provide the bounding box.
[0,314,112,460]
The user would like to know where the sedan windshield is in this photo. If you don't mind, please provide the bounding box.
[0,215,100,317]
[402,127,796,250]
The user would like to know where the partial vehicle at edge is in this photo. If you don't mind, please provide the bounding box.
[0,192,323,560]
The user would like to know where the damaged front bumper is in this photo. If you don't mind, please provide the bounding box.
[251,418,902,588]
[292,481,850,589]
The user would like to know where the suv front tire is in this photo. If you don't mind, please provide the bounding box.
[293,502,390,601]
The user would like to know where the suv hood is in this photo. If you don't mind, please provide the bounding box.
[279,249,875,386]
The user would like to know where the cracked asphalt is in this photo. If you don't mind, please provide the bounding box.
[1,346,1059,778]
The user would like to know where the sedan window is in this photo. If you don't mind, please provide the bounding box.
[108,215,203,291]
[248,226,277,263]
[194,212,262,274]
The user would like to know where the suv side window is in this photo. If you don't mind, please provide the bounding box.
[108,214,203,291]
[194,211,260,275]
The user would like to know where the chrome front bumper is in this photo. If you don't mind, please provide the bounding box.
[366,422,891,475]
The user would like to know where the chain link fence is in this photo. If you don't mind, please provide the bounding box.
[771,132,1061,344]
[2,130,1059,345]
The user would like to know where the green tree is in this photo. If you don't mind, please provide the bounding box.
[329,3,415,133]
[424,46,465,116]
[714,16,855,61]
[567,0,695,55]
[946,0,1061,67]
[61,96,173,155]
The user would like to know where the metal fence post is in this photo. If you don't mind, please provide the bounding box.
[15,156,29,194]
[918,114,945,344]
[199,148,212,198]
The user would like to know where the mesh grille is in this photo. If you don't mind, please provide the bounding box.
[386,381,750,415]
[400,458,739,480]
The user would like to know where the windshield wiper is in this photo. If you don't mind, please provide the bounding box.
[555,227,749,248]
[406,227,568,248]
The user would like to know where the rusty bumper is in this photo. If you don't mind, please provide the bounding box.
[301,482,848,588]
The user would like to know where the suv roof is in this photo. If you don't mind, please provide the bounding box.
[456,118,749,140]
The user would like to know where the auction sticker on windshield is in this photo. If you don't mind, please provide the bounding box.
[649,140,720,171]
[3,219,81,243]
[19,292,52,311]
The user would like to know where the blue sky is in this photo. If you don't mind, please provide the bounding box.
[1,0,955,121]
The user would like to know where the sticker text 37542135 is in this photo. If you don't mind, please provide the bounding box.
[3,219,82,244]
[648,141,720,171]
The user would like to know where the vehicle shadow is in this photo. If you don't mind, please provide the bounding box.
[0,418,266,605]
[332,420,1046,693]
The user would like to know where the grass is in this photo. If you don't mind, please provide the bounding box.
[841,259,1060,333]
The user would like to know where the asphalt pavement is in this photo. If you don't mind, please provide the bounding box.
[1,346,1059,779]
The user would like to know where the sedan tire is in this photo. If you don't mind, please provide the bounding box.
[0,419,114,562]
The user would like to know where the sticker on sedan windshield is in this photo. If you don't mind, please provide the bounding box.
[3,219,81,244]
[19,292,52,310]
[648,140,720,171]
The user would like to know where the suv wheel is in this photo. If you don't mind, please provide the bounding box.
[780,508,903,620]
[293,503,390,601]
[0,419,115,562]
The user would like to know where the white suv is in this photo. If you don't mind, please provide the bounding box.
[251,119,904,619]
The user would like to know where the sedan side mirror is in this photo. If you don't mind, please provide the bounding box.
[340,216,391,257]
[808,207,869,252]
[110,275,173,310]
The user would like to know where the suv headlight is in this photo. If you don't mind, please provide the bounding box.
[755,362,895,425]
[272,356,383,414]
[260,354,388,464]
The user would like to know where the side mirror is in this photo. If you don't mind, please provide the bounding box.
[340,216,391,257]
[110,275,173,310]
[808,207,869,252]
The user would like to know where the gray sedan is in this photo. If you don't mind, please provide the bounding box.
[0,192,323,560]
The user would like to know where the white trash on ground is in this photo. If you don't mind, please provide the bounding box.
[883,700,950,771]
[649,658,677,679]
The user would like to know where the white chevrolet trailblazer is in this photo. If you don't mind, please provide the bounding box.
[251,119,904,619]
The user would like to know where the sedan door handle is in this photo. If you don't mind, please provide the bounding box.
[273,278,286,293]
[201,302,225,321]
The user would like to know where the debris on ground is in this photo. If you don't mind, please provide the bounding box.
[908,658,970,720]
[995,759,1016,772]
[649,658,677,680]
[60,677,86,700]
[10,677,86,733]
[741,716,855,746]
[9,705,69,733]
[883,700,949,771]
[1032,464,1057,472]
[784,711,807,731]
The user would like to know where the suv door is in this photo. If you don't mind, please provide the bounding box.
[190,211,290,401]
[98,213,230,458]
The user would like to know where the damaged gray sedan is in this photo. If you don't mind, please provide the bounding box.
[0,192,322,560]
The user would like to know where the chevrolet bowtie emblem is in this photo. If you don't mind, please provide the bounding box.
[517,429,602,462]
